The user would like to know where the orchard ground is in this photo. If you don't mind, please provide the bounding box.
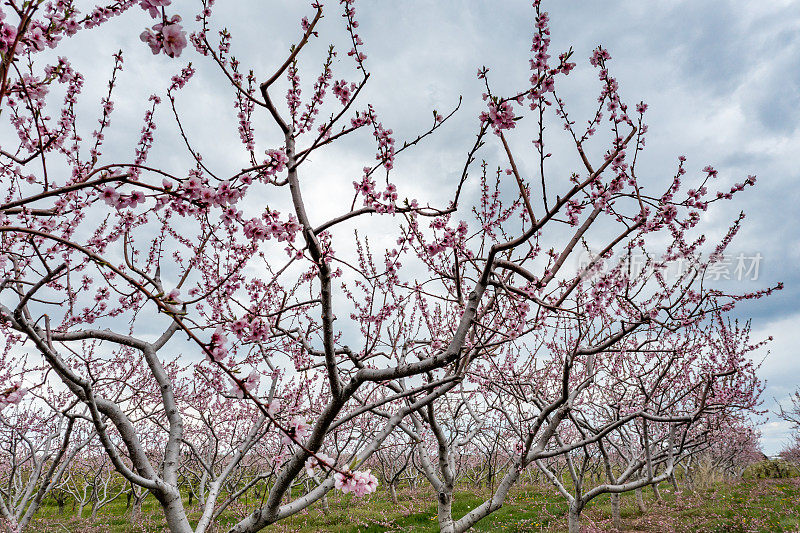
[24,474,800,532]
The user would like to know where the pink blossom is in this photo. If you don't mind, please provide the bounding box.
[140,28,161,55]
[0,383,26,409]
[334,469,379,497]
[101,187,120,206]
[266,399,281,417]
[589,46,611,67]
[0,23,16,52]
[480,101,516,134]
[129,190,146,206]
[208,327,229,361]
[26,27,46,52]
[161,21,188,58]
[140,18,187,58]
[304,452,334,475]
[281,417,310,446]
[229,371,259,398]
[139,0,171,18]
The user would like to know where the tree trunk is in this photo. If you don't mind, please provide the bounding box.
[389,482,398,506]
[2,518,21,533]
[160,490,194,533]
[320,493,330,515]
[91,502,99,521]
[652,483,663,502]
[437,489,455,533]
[0,502,21,533]
[77,501,86,518]
[132,496,142,519]
[670,473,679,491]
[568,501,584,533]
[611,493,622,530]
[635,487,646,513]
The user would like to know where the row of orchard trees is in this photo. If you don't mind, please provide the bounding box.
[0,365,766,532]
[0,1,777,532]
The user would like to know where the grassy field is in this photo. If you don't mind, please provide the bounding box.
[22,477,800,532]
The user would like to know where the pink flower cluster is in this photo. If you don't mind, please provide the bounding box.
[297,51,335,133]
[169,64,195,91]
[0,383,26,409]
[425,219,469,257]
[286,62,301,119]
[206,326,229,362]
[129,95,160,179]
[589,47,611,67]
[0,9,17,54]
[352,172,398,213]
[228,371,259,398]
[242,212,301,244]
[25,25,47,52]
[564,199,585,226]
[281,417,310,446]
[480,101,516,135]
[341,0,367,68]
[139,0,172,19]
[304,452,335,475]
[719,175,757,200]
[230,316,271,342]
[332,80,355,105]
[140,16,187,58]
[182,176,243,207]
[261,149,289,181]
[334,469,378,497]
[371,121,395,170]
[102,187,146,209]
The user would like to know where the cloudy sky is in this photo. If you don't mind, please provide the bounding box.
[47,0,800,453]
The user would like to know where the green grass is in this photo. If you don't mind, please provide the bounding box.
[21,478,800,532]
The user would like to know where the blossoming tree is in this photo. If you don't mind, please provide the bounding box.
[0,0,776,532]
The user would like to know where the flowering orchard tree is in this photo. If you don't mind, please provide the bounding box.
[777,389,800,466]
[0,354,25,412]
[2,0,479,530]
[0,1,778,532]
[688,418,764,482]
[408,309,767,532]
[528,315,767,532]
[370,432,415,505]
[61,442,126,520]
[778,390,800,437]
[0,380,92,532]
[372,4,773,533]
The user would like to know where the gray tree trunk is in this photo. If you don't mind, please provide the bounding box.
[652,483,663,502]
[635,487,646,513]
[320,493,330,515]
[611,493,622,530]
[568,501,584,533]
[438,490,455,533]
[131,496,143,519]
